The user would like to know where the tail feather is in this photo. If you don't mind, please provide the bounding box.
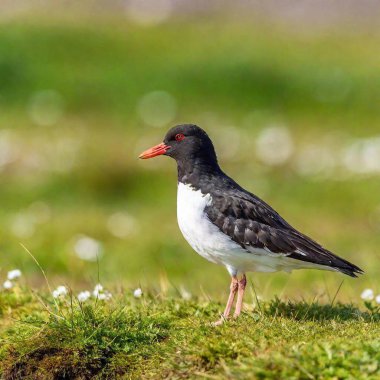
[287,230,363,277]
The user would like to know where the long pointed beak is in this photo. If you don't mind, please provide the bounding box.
[139,142,169,159]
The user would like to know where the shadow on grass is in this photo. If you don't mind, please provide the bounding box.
[264,297,376,322]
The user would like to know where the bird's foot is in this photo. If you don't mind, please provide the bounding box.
[212,313,242,326]
[211,315,227,326]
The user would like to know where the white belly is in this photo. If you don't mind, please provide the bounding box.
[176,182,334,275]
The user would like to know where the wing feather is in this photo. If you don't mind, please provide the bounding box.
[205,193,363,277]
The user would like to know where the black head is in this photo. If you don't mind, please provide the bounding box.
[139,124,218,165]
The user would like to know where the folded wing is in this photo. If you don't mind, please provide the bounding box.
[206,192,363,277]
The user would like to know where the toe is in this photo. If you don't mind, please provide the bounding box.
[211,318,225,326]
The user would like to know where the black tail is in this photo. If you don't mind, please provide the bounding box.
[330,259,364,278]
[287,230,364,277]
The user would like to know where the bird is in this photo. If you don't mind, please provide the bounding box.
[139,124,363,325]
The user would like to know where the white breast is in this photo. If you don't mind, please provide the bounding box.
[176,182,243,270]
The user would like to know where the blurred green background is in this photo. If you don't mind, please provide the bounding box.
[0,1,379,303]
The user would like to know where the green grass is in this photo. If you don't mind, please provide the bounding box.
[0,10,380,378]
[0,287,379,379]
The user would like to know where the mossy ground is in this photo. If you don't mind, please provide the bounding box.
[0,287,379,379]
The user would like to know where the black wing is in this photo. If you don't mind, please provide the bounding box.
[205,191,363,277]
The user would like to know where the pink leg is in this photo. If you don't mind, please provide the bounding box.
[233,274,247,318]
[212,277,238,326]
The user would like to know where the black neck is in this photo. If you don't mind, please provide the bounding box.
[177,156,222,189]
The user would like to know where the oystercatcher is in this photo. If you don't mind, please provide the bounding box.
[139,124,363,325]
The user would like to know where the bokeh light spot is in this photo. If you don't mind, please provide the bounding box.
[28,90,64,127]
[107,212,138,239]
[255,125,294,166]
[74,235,103,262]
[137,90,177,128]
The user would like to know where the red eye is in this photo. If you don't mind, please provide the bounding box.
[175,133,185,142]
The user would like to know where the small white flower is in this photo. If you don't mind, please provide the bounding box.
[133,288,143,298]
[3,280,13,289]
[52,290,60,298]
[56,285,68,295]
[92,284,112,301]
[7,269,22,280]
[375,295,380,304]
[97,291,112,301]
[105,291,112,300]
[361,288,374,301]
[77,290,91,302]
[180,286,191,300]
[92,283,103,297]
[52,285,68,298]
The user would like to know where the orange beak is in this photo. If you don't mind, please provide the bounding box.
[139,142,169,159]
